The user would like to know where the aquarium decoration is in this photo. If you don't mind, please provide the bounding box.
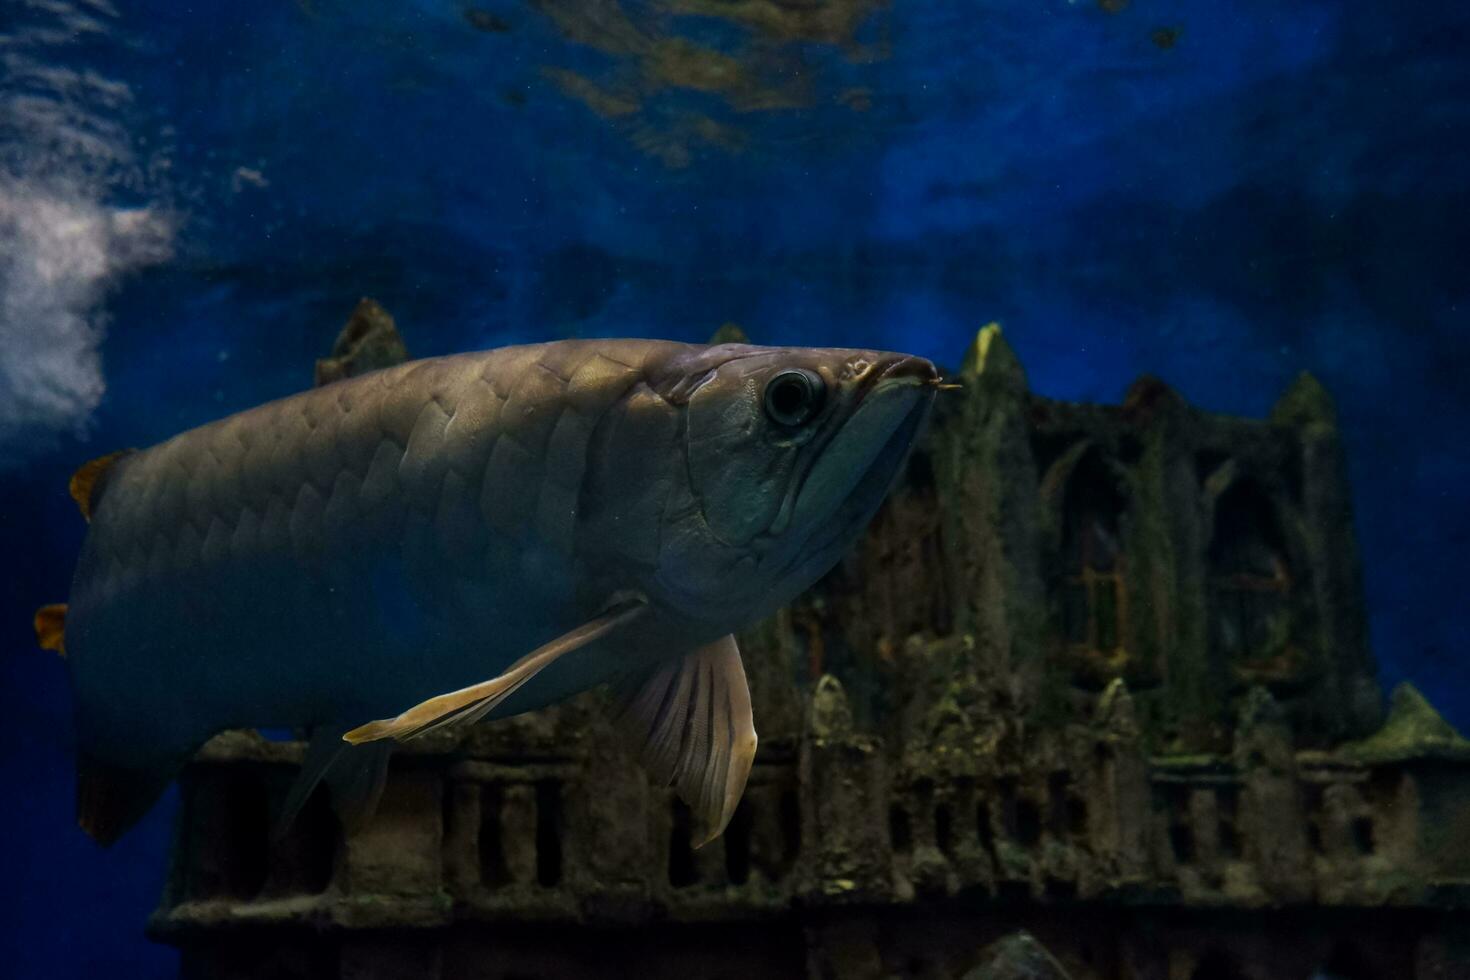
[144,314,1470,980]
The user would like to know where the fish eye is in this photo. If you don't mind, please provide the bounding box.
[763,369,825,427]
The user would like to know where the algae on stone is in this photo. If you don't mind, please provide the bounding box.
[1346,683,1470,764]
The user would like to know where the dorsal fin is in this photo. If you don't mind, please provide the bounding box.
[69,449,134,522]
[34,603,67,657]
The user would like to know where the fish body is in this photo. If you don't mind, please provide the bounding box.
[53,339,938,843]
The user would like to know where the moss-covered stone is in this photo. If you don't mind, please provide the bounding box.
[152,319,1466,979]
[707,321,750,345]
[313,298,407,386]
[1271,371,1339,432]
[1345,683,1470,764]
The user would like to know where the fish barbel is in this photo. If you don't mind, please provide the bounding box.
[39,339,937,845]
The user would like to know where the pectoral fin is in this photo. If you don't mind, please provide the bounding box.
[614,634,757,847]
[344,595,649,745]
[274,726,349,840]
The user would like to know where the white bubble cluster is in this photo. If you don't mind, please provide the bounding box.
[0,1,175,466]
[0,181,172,459]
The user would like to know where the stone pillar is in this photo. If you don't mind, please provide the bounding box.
[797,675,892,902]
[744,775,799,885]
[566,722,655,915]
[1187,787,1221,869]
[499,782,539,886]
[1090,680,1152,888]
[737,605,807,743]
[1233,687,1311,903]
[937,324,1045,687]
[892,635,1003,897]
[339,770,443,897]
[1271,372,1382,741]
[441,777,480,894]
[1121,375,1217,752]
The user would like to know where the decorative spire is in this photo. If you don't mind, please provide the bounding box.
[1271,371,1338,430]
[1094,678,1139,739]
[315,298,407,387]
[807,674,855,741]
[1120,374,1185,425]
[708,322,749,345]
[1345,683,1470,764]
[960,322,1027,391]
[1233,686,1294,772]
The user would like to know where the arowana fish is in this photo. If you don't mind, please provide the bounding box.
[35,339,939,846]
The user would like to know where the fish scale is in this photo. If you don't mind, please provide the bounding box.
[67,342,669,745]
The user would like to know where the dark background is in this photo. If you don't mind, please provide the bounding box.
[1,1,1466,975]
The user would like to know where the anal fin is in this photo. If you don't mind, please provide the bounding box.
[274,725,393,839]
[614,634,758,847]
[273,725,348,840]
[324,740,394,835]
[34,603,67,657]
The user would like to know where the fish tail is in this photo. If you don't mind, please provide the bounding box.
[34,603,67,657]
[76,751,179,846]
[65,614,201,845]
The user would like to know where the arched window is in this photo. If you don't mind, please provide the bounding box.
[1208,480,1294,680]
[1060,451,1128,664]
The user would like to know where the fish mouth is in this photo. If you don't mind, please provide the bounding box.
[790,355,936,528]
[821,378,934,539]
[869,354,940,390]
[769,361,936,597]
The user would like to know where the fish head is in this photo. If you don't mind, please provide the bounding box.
[643,343,938,629]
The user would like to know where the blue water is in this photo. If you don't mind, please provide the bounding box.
[1,1,1466,975]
